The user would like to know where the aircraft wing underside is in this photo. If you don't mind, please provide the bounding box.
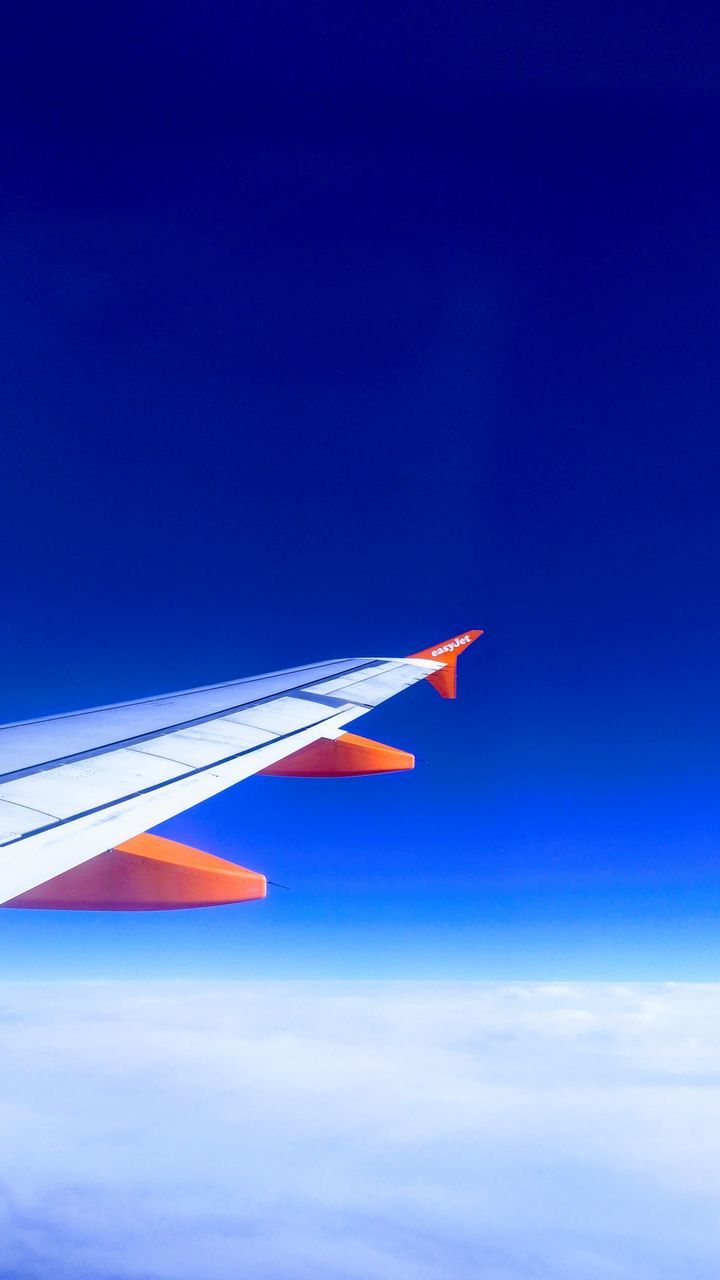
[0,631,481,908]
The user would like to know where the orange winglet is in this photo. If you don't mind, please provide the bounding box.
[409,629,484,698]
[260,731,414,777]
[4,833,267,911]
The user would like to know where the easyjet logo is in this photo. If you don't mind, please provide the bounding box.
[431,634,472,658]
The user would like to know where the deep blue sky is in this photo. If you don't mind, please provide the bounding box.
[2,2,720,976]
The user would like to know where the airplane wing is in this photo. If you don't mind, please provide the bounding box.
[0,631,482,910]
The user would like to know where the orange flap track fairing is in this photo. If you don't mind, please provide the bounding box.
[260,731,414,777]
[4,834,267,911]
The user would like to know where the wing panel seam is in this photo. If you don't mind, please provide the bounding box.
[0,705,349,850]
[0,663,380,787]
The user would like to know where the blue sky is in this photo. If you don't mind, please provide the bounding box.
[2,2,720,977]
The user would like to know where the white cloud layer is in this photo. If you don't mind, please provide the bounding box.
[0,981,719,1279]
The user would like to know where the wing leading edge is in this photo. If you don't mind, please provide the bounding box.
[0,630,482,908]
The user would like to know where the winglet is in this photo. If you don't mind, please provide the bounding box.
[408,629,483,699]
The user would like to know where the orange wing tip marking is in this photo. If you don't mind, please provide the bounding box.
[4,833,267,911]
[409,629,484,699]
[261,731,414,777]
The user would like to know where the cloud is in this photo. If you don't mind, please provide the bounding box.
[0,981,719,1279]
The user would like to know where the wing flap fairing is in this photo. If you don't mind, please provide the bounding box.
[260,731,414,777]
[5,833,266,910]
